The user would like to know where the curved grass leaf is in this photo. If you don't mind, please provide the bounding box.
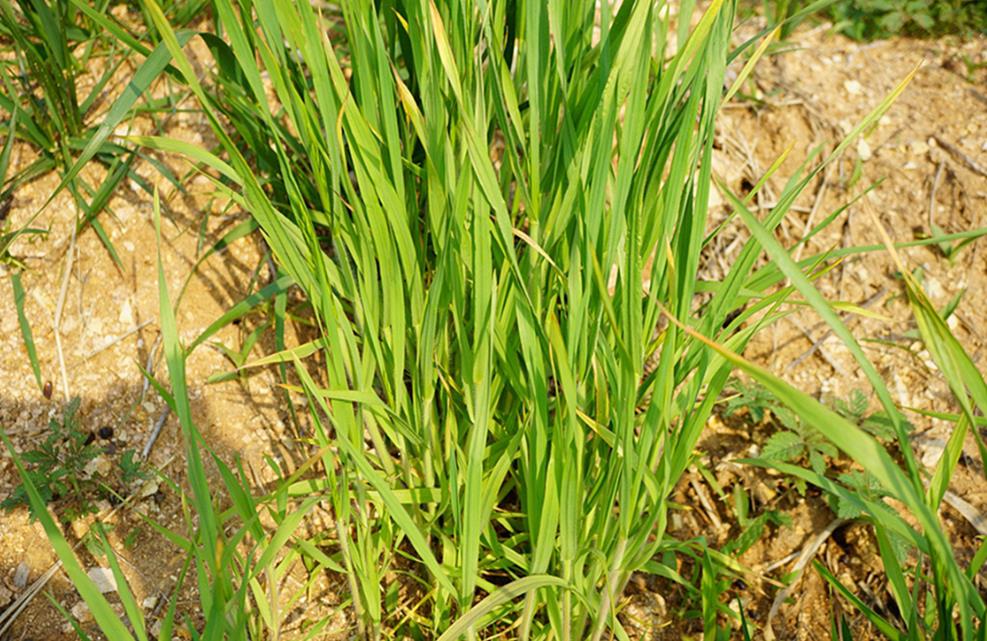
[436,576,568,641]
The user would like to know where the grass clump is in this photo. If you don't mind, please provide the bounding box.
[138,0,800,636]
[2,0,987,639]
[0,0,134,264]
[139,0,984,636]
[134,0,987,636]
[0,0,209,395]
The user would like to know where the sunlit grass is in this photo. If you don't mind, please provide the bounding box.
[2,0,986,639]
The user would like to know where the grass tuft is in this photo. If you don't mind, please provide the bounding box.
[2,0,985,639]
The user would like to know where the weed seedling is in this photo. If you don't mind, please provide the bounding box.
[2,397,101,520]
[2,397,148,522]
[727,379,899,514]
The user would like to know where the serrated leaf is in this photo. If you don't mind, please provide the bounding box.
[808,450,828,476]
[761,431,805,462]
[834,494,864,520]
[816,442,839,459]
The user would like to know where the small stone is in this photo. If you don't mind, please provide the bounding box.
[893,372,910,407]
[13,562,30,589]
[62,316,79,335]
[118,300,134,326]
[139,480,160,499]
[753,481,777,503]
[71,600,92,622]
[924,276,944,300]
[71,515,94,539]
[843,79,862,95]
[920,438,946,468]
[857,137,872,161]
[86,567,118,594]
[87,317,105,336]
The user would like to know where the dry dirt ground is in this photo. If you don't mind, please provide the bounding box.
[0,20,985,641]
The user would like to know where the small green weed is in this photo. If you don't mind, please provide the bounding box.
[724,484,791,556]
[118,449,151,486]
[829,0,987,39]
[726,378,839,475]
[1,397,100,519]
[726,380,900,517]
[756,0,987,39]
[1,397,148,521]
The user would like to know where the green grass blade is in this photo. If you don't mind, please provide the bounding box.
[95,525,148,641]
[0,106,16,185]
[152,187,225,612]
[814,560,902,640]
[186,275,293,353]
[10,270,43,390]
[436,576,568,641]
[41,33,194,214]
[293,355,456,596]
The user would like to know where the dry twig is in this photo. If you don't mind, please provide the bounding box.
[53,220,78,402]
[927,159,946,233]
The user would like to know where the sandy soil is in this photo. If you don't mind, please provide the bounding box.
[0,18,985,641]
